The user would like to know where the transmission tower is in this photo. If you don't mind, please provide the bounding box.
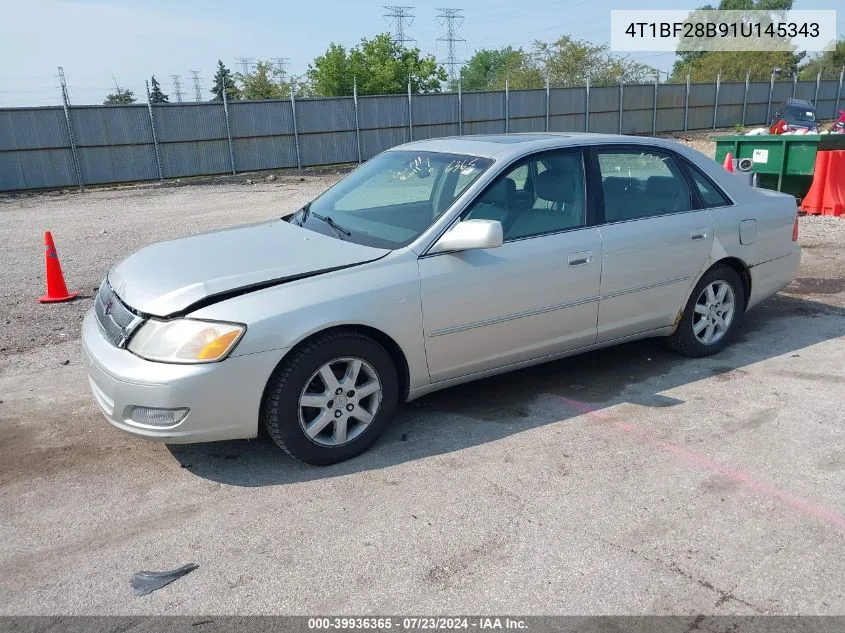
[170,74,183,103]
[235,57,255,75]
[272,57,290,79]
[383,5,415,48]
[436,8,465,84]
[190,70,202,101]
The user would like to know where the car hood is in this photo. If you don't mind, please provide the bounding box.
[108,219,389,317]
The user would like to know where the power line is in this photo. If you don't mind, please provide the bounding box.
[190,70,202,101]
[170,74,183,103]
[272,58,290,78]
[383,5,416,48]
[235,57,255,75]
[437,8,466,84]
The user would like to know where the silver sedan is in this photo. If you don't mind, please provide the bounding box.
[82,133,801,464]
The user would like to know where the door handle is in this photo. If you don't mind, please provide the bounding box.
[690,229,708,240]
[568,251,593,266]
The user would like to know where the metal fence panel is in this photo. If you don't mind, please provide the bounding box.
[587,111,617,133]
[0,107,70,150]
[158,140,231,178]
[719,82,745,106]
[70,106,152,146]
[1,149,76,190]
[295,98,355,134]
[656,108,684,133]
[77,145,159,184]
[231,136,298,172]
[228,101,294,137]
[582,86,616,114]
[299,131,358,166]
[622,109,651,135]
[795,81,815,101]
[155,103,228,142]
[770,82,792,105]
[622,84,653,111]
[410,123,460,140]
[360,127,407,160]
[687,106,715,130]
[716,103,742,128]
[549,113,585,132]
[463,119,506,135]
[656,84,685,108]
[462,92,504,122]
[358,95,408,129]
[689,84,716,107]
[412,93,458,125]
[509,116,546,133]
[745,104,769,125]
[509,89,545,118]
[746,82,771,105]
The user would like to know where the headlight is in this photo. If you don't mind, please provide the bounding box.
[127,319,245,364]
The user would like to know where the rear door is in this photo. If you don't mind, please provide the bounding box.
[591,146,714,343]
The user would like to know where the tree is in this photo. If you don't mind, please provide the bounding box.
[210,60,240,101]
[800,38,845,79]
[458,47,523,91]
[235,60,288,100]
[308,33,447,96]
[148,75,168,103]
[533,36,657,86]
[671,0,797,80]
[103,86,136,105]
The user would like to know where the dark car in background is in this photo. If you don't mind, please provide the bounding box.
[770,98,818,132]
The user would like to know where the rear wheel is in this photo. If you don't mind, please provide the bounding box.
[263,331,398,465]
[667,265,745,357]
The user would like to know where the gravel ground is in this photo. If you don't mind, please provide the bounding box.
[1,136,844,616]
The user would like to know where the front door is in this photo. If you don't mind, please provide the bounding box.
[418,149,602,383]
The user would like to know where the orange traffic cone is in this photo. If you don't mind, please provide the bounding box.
[39,231,78,303]
[800,151,830,215]
[722,152,734,173]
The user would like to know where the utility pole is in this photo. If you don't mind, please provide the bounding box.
[436,8,465,86]
[170,74,183,103]
[235,57,255,75]
[383,5,416,48]
[190,70,202,102]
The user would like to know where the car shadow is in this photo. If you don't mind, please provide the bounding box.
[169,292,845,487]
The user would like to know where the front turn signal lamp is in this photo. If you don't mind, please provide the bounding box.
[127,319,245,364]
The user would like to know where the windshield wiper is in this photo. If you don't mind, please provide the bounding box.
[312,212,352,238]
[288,201,311,225]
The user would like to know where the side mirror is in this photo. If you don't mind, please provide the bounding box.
[430,219,503,254]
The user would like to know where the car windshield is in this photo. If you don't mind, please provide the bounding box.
[784,105,815,124]
[292,150,493,248]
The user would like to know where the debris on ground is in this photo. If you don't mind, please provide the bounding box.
[131,563,199,596]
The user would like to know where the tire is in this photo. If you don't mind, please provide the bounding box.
[667,264,746,358]
[262,330,398,465]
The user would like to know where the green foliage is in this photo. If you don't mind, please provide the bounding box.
[148,75,168,104]
[670,0,798,80]
[458,37,657,91]
[308,33,447,96]
[672,50,803,82]
[236,61,290,100]
[210,60,241,102]
[103,87,135,105]
[799,39,845,79]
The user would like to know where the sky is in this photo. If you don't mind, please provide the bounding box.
[0,0,843,107]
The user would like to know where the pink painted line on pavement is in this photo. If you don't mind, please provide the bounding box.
[558,395,845,531]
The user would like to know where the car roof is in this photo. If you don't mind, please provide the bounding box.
[784,98,814,108]
[389,132,699,160]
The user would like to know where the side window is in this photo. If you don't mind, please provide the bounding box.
[463,151,585,240]
[598,149,692,223]
[687,165,732,208]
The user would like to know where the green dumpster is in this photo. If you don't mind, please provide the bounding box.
[712,135,845,199]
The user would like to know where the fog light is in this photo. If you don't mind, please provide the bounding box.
[126,406,189,427]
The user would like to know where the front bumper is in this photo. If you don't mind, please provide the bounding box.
[81,309,285,443]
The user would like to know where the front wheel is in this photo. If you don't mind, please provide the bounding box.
[263,331,398,465]
[667,265,745,358]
